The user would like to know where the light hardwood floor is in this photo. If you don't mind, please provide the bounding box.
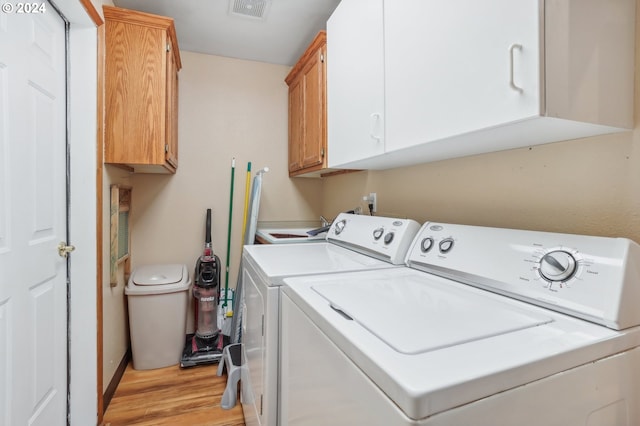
[103,362,245,426]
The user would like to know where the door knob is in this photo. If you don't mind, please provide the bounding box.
[57,242,76,258]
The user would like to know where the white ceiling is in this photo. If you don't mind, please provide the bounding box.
[112,0,341,66]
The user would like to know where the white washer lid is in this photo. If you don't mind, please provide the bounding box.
[244,243,393,285]
[132,264,185,286]
[313,276,553,354]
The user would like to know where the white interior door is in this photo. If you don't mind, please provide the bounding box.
[0,6,68,426]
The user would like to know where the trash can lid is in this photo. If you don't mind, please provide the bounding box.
[132,264,185,286]
[126,264,190,296]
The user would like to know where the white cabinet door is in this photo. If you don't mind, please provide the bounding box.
[327,0,385,167]
[384,0,541,153]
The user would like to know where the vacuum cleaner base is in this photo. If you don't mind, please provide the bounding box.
[180,333,229,368]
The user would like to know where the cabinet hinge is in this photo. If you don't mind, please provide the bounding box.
[321,147,325,157]
[166,43,171,53]
[320,52,324,63]
[165,144,169,153]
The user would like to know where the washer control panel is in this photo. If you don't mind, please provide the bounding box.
[406,222,640,330]
[327,213,421,265]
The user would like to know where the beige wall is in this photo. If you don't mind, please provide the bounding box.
[322,9,640,243]
[323,130,640,240]
[102,166,131,392]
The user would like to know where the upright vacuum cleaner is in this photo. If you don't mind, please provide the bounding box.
[181,209,225,367]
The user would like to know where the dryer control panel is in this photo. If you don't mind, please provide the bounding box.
[406,222,640,330]
[327,213,420,265]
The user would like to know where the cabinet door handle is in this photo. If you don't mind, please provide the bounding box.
[370,113,382,141]
[509,44,523,93]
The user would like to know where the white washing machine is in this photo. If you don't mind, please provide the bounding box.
[280,222,640,425]
[241,212,420,426]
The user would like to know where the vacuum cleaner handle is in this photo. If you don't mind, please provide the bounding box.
[205,208,212,245]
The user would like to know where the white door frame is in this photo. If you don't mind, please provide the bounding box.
[54,1,98,424]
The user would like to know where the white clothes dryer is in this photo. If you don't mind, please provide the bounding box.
[280,222,640,425]
[240,212,420,426]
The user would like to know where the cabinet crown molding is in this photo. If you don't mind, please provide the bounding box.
[103,5,181,70]
[285,31,326,86]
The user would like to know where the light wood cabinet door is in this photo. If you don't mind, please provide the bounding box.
[288,78,304,173]
[285,31,327,177]
[104,6,181,174]
[165,43,179,169]
[300,46,325,170]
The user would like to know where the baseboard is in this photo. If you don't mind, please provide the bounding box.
[103,349,131,412]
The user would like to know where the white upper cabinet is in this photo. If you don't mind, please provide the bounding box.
[384,0,541,151]
[327,0,385,167]
[327,0,635,170]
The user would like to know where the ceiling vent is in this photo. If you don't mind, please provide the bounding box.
[229,0,272,20]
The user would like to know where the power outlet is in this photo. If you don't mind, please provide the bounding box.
[363,192,377,214]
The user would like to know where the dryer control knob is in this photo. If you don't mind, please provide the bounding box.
[334,219,347,235]
[439,238,454,253]
[421,237,434,253]
[373,227,384,240]
[540,250,577,282]
[384,232,395,245]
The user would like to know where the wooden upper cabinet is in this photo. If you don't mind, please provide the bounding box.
[103,6,182,174]
[285,31,327,177]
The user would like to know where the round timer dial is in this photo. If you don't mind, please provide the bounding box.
[539,250,577,282]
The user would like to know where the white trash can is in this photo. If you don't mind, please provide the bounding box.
[125,264,191,370]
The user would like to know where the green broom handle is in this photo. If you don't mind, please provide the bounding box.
[224,158,236,308]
